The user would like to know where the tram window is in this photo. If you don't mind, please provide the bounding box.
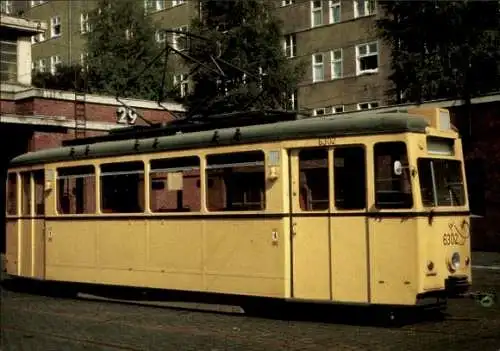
[298,149,329,211]
[149,156,200,212]
[206,151,265,211]
[6,173,17,215]
[374,142,413,209]
[334,146,366,210]
[34,170,45,215]
[417,158,465,207]
[21,172,31,216]
[101,162,145,213]
[57,165,96,214]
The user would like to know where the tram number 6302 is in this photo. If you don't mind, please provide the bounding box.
[442,233,461,246]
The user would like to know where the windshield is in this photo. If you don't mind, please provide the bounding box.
[417,158,466,207]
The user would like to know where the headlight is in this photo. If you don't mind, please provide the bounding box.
[450,252,461,271]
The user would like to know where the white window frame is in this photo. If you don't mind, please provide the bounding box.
[354,0,376,18]
[357,101,379,110]
[356,41,378,75]
[30,0,46,7]
[312,53,325,83]
[80,13,90,34]
[332,105,344,114]
[38,59,46,73]
[330,49,342,80]
[1,0,13,14]
[329,1,341,24]
[50,16,61,38]
[31,32,45,44]
[50,55,61,75]
[313,108,326,116]
[282,0,293,6]
[173,74,188,97]
[145,0,165,13]
[284,34,296,58]
[173,25,188,51]
[172,0,186,6]
[288,92,297,110]
[311,0,323,27]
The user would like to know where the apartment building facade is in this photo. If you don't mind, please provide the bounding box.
[3,0,390,114]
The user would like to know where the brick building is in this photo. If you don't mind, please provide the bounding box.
[0,12,184,252]
[5,0,388,114]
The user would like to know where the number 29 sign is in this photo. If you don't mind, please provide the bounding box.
[116,106,138,125]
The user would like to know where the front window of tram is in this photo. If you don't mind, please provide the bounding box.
[374,141,413,209]
[417,158,466,207]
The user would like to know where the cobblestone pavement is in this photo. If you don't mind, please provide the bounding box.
[1,262,499,351]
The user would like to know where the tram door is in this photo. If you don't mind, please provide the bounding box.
[289,148,332,300]
[290,146,370,303]
[18,170,45,279]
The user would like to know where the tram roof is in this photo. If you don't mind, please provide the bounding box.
[9,110,429,167]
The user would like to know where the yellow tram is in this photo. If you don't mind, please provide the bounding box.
[4,108,473,313]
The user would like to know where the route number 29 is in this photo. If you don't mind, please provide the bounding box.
[116,106,138,125]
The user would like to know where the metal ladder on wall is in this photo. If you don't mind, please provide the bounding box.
[74,91,87,139]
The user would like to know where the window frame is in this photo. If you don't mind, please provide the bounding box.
[205,150,267,212]
[311,0,323,27]
[353,0,376,18]
[284,33,297,58]
[373,141,414,210]
[330,48,342,80]
[56,165,97,215]
[356,41,379,75]
[329,0,341,24]
[312,53,325,82]
[149,156,201,213]
[50,16,61,38]
[357,101,379,110]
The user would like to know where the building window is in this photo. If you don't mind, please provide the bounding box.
[145,0,165,13]
[173,26,188,51]
[330,49,342,79]
[284,34,296,58]
[1,0,13,14]
[332,105,344,113]
[50,55,61,75]
[172,0,186,6]
[30,0,46,7]
[311,0,323,27]
[0,39,17,83]
[80,13,90,34]
[282,0,294,6]
[31,32,45,44]
[313,108,326,116]
[329,1,341,23]
[173,74,188,97]
[38,59,46,73]
[356,42,378,75]
[50,16,61,38]
[312,53,324,82]
[354,0,376,18]
[357,101,379,110]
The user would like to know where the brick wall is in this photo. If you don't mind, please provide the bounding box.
[450,101,500,252]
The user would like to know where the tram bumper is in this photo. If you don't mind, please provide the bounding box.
[445,275,470,297]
